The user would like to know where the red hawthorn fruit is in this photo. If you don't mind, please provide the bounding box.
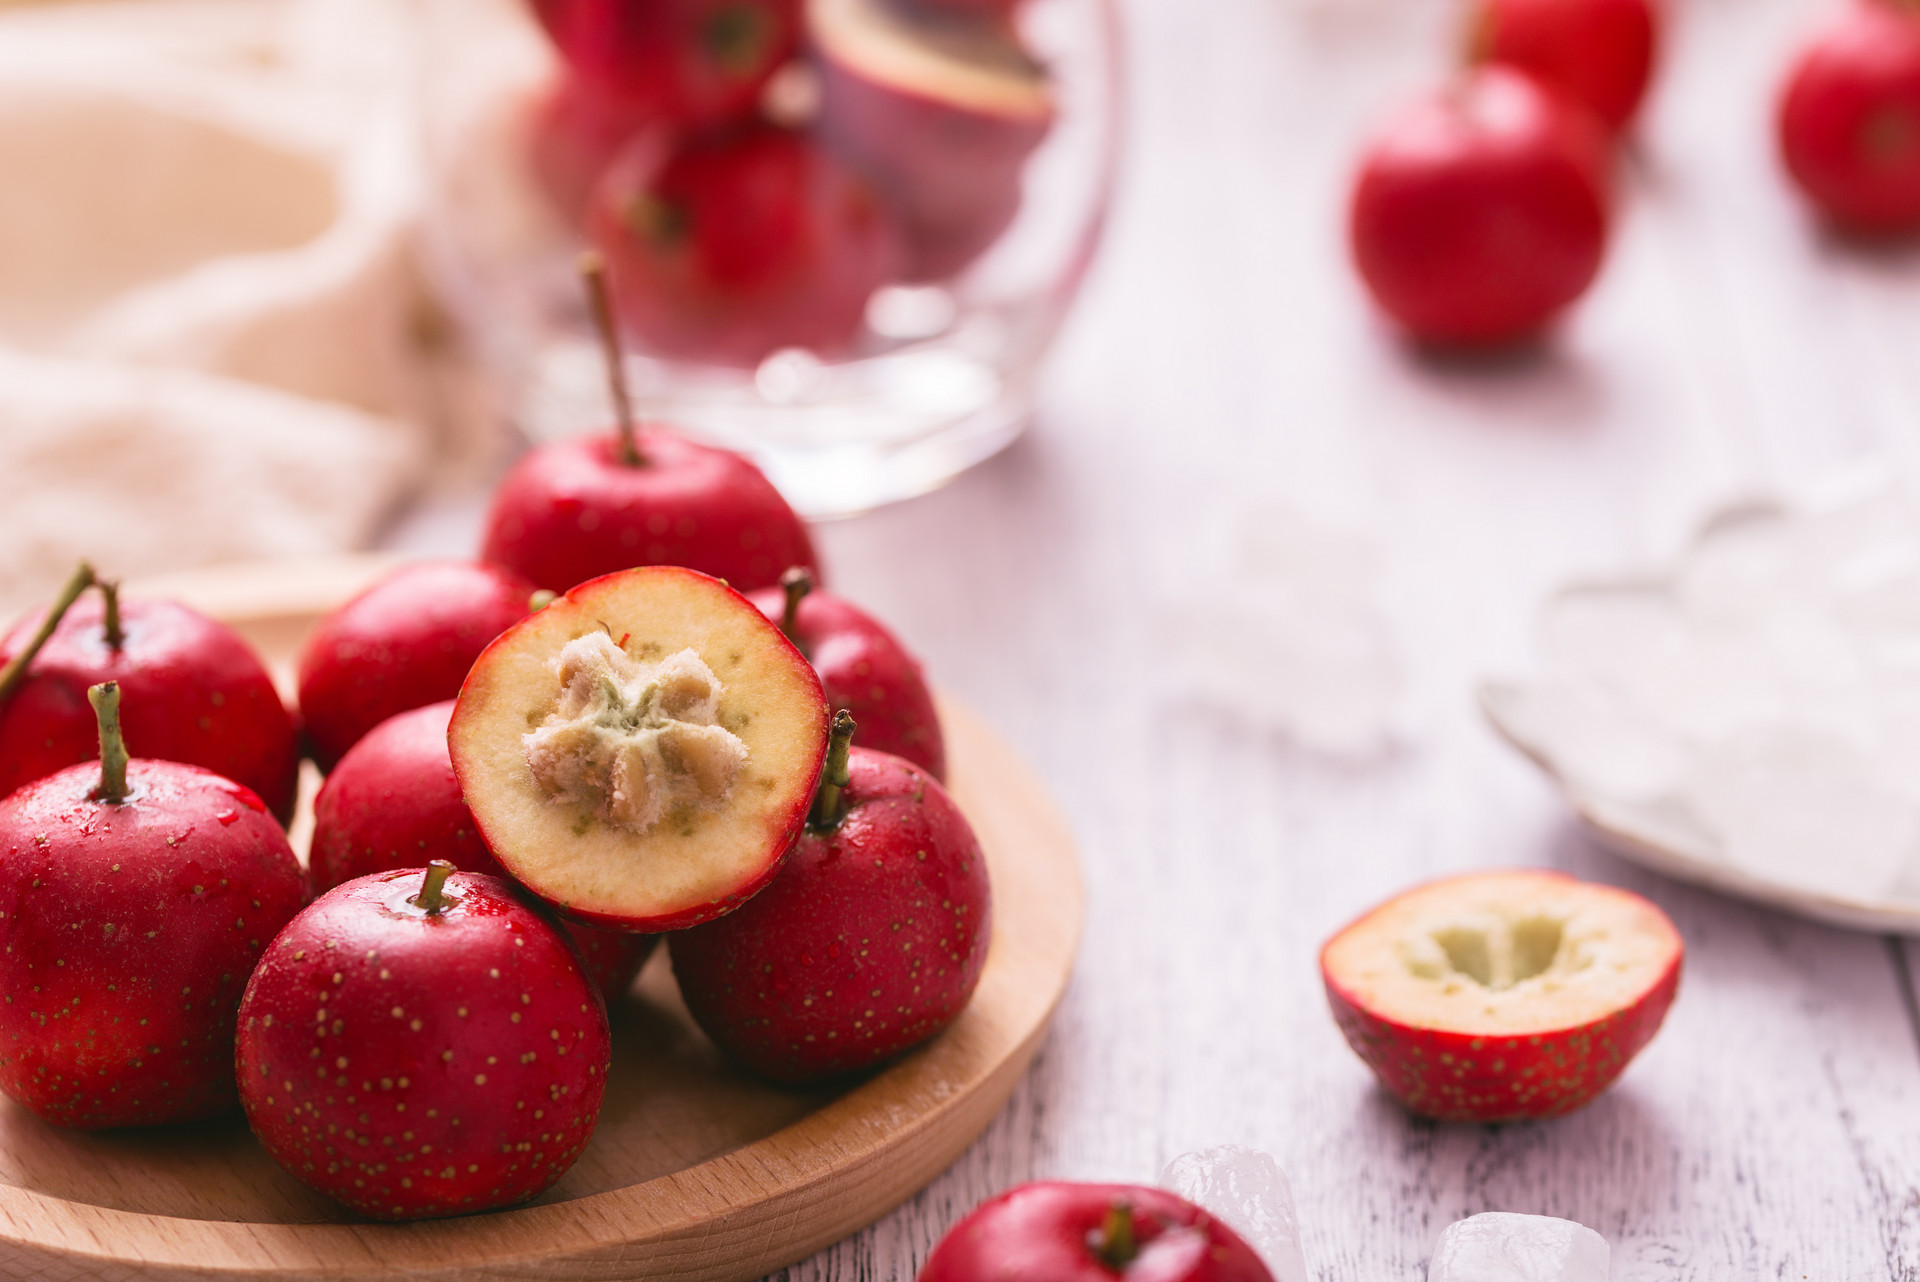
[296,560,537,773]
[0,568,299,823]
[528,0,802,130]
[1349,65,1613,347]
[670,719,989,1083]
[920,1182,1275,1282]
[585,123,901,365]
[528,77,668,228]
[1319,868,1683,1122]
[235,864,612,1220]
[749,567,945,779]
[310,701,655,1001]
[450,566,831,935]
[1778,0,1920,233]
[811,0,1054,281]
[480,429,819,596]
[1468,0,1659,133]
[0,682,306,1129]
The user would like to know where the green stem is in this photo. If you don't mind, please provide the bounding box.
[0,562,96,709]
[1090,1200,1137,1270]
[412,861,455,915]
[809,710,856,831]
[579,251,644,468]
[778,566,813,643]
[528,589,558,614]
[99,578,125,651]
[88,681,129,804]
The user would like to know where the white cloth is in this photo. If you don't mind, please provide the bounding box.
[0,0,491,611]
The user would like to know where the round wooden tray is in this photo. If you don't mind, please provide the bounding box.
[0,556,1083,1281]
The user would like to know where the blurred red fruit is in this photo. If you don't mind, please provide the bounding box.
[587,123,900,364]
[528,0,801,129]
[811,0,1053,281]
[1349,66,1612,347]
[1468,0,1658,133]
[1778,0,1920,233]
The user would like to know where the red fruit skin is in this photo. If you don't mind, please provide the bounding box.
[920,1182,1275,1282]
[1320,941,1680,1122]
[1350,66,1612,347]
[746,584,945,779]
[528,77,670,227]
[670,747,988,1083]
[480,430,819,596]
[813,16,1052,281]
[310,702,655,1001]
[1778,0,1920,233]
[1469,0,1658,133]
[0,760,306,1129]
[528,0,801,129]
[0,598,299,823]
[296,560,536,774]
[586,123,901,364]
[235,869,611,1220]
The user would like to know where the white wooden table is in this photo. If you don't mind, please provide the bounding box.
[396,0,1920,1274]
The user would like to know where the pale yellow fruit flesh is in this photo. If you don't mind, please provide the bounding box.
[809,0,1055,122]
[453,569,826,924]
[1322,871,1681,1037]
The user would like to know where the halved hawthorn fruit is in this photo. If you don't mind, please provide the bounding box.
[449,566,828,933]
[809,0,1055,281]
[1320,869,1682,1122]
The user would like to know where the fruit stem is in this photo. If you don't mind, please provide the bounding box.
[1089,1200,1138,1270]
[579,251,645,469]
[778,566,813,643]
[412,860,455,915]
[88,681,129,804]
[99,578,125,651]
[0,562,96,709]
[529,589,557,613]
[808,710,856,831]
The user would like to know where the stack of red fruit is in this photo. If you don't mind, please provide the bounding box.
[1347,0,1658,347]
[0,282,985,1222]
[527,0,1057,366]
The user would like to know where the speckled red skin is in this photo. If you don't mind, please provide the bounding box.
[1320,938,1681,1123]
[481,432,818,597]
[0,760,306,1129]
[670,747,988,1084]
[235,869,611,1221]
[1469,0,1658,133]
[920,1182,1274,1282]
[296,561,536,773]
[1778,0,1920,234]
[586,123,902,365]
[0,598,299,824]
[747,585,945,780]
[310,702,655,1001]
[814,18,1051,281]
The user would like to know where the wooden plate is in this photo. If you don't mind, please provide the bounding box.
[0,556,1083,1281]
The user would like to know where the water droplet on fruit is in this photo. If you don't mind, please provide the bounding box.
[215,810,238,826]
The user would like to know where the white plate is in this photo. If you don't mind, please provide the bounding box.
[1483,490,1920,936]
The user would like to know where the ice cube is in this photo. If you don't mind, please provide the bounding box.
[1160,1146,1309,1282]
[1428,1212,1608,1282]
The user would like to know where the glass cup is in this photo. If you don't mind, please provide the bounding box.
[414,0,1121,517]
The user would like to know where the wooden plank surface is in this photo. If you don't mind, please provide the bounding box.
[367,0,1920,1276]
[738,0,1920,1275]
